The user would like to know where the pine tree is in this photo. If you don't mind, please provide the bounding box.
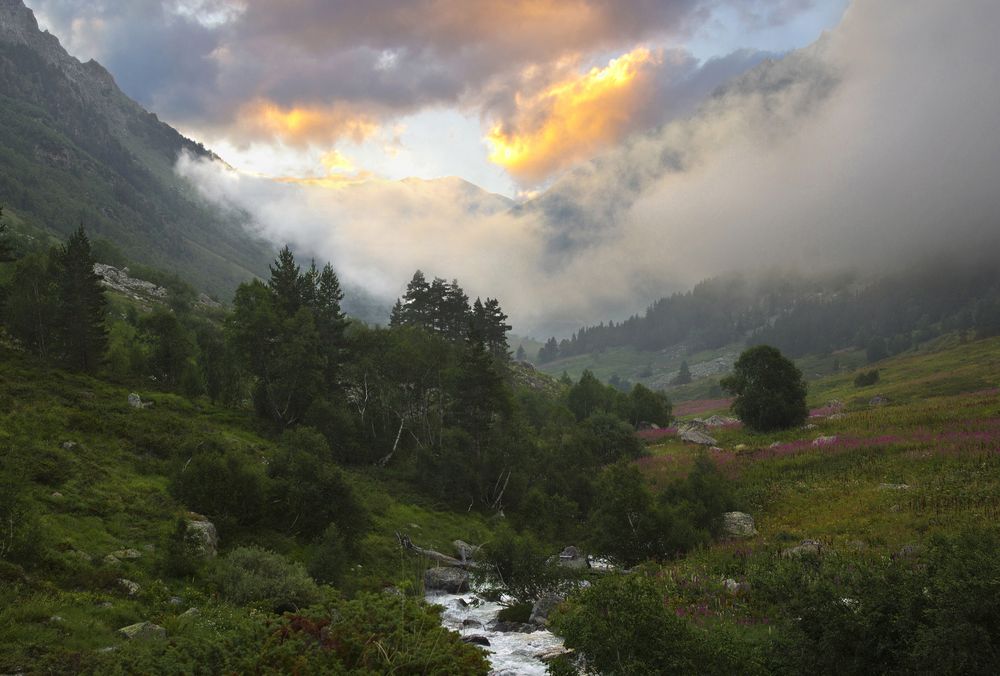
[483,298,511,359]
[312,263,348,387]
[515,345,527,361]
[672,360,692,385]
[55,226,107,372]
[268,246,304,315]
[538,336,559,363]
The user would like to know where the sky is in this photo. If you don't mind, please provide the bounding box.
[28,1,1000,336]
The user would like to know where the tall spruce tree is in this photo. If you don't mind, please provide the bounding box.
[55,226,107,372]
[268,246,304,315]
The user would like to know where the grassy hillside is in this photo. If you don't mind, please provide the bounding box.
[545,335,1000,673]
[0,346,492,672]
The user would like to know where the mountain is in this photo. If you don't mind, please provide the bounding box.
[0,0,272,298]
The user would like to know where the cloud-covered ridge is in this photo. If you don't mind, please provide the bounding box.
[177,0,1000,336]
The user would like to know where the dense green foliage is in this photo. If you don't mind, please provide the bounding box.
[721,345,808,432]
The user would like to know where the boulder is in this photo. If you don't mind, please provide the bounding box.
[423,566,469,593]
[812,435,837,446]
[117,621,166,641]
[556,545,588,569]
[721,512,758,538]
[679,427,718,446]
[186,517,219,558]
[127,393,143,409]
[782,540,822,558]
[462,619,483,629]
[61,441,78,451]
[102,554,121,566]
[536,646,573,663]
[461,635,491,647]
[453,539,480,562]
[179,607,199,618]
[769,441,783,448]
[529,592,565,626]
[112,548,142,560]
[117,578,140,596]
[722,578,749,594]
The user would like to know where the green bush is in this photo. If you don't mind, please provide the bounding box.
[722,345,808,432]
[212,546,320,611]
[479,526,573,606]
[554,573,748,675]
[853,369,880,387]
[252,594,489,674]
[169,449,265,534]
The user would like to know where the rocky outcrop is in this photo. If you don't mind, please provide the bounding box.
[556,546,588,570]
[529,593,565,626]
[424,566,470,593]
[118,622,166,641]
[782,540,823,558]
[453,540,480,563]
[186,516,219,558]
[679,426,718,446]
[721,512,758,538]
[117,578,140,596]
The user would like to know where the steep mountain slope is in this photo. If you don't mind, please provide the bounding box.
[0,0,272,298]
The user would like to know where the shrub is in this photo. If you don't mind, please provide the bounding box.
[252,594,489,674]
[853,369,880,387]
[212,546,320,611]
[170,449,265,534]
[479,526,572,605]
[722,345,808,432]
[554,573,743,675]
[307,523,348,586]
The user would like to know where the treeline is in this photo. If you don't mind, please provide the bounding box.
[0,220,680,538]
[537,263,1000,364]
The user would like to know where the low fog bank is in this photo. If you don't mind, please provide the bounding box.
[178,0,1000,336]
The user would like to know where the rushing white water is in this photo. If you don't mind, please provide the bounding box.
[426,591,565,675]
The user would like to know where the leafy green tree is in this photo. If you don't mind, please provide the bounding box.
[54,226,107,371]
[139,308,197,390]
[4,252,57,357]
[587,462,662,565]
[566,370,613,421]
[721,345,808,432]
[626,383,672,427]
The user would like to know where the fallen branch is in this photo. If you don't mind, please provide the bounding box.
[395,532,474,569]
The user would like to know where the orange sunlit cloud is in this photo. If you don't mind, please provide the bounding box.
[269,150,377,188]
[234,99,380,147]
[486,46,662,182]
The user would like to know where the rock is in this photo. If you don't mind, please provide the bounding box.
[828,413,846,421]
[812,435,837,446]
[117,621,166,641]
[127,393,143,409]
[536,646,573,662]
[869,395,889,407]
[112,548,142,560]
[180,607,199,618]
[185,517,219,558]
[782,540,822,558]
[722,578,749,594]
[168,596,184,606]
[61,441,77,451]
[769,441,783,448]
[879,483,910,490]
[894,544,925,560]
[529,593,565,626]
[117,578,140,596]
[382,586,403,597]
[721,512,758,538]
[50,491,63,498]
[102,554,121,566]
[733,444,748,452]
[453,539,480,562]
[679,427,718,446]
[49,615,64,623]
[461,635,491,647]
[462,619,483,629]
[423,566,469,593]
[802,423,818,430]
[703,415,739,427]
[557,545,589,569]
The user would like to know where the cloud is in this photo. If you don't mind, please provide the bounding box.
[485,47,663,182]
[30,0,813,153]
[177,0,1000,337]
[231,99,380,147]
